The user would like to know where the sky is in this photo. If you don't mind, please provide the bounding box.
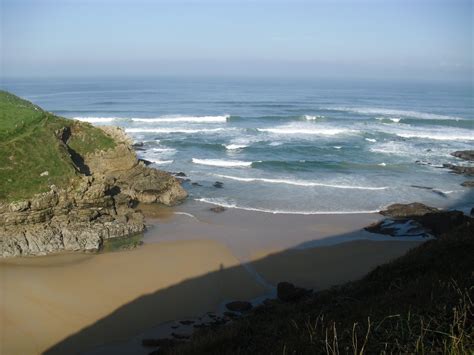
[1,0,472,82]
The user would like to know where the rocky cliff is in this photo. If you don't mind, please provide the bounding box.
[0,95,187,257]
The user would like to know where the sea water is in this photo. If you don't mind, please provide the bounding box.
[3,77,473,214]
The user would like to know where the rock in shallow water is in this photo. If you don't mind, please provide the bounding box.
[451,150,474,161]
[380,203,439,218]
[210,206,226,213]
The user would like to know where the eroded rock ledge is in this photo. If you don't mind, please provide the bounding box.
[0,126,187,258]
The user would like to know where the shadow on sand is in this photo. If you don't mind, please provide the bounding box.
[43,186,473,354]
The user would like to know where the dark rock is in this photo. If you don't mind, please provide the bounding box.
[365,219,430,237]
[210,206,226,213]
[132,142,146,151]
[277,282,310,302]
[451,150,474,161]
[416,210,469,237]
[443,164,474,176]
[174,172,187,177]
[380,203,439,218]
[225,301,253,312]
[461,180,474,187]
[191,182,202,187]
[139,159,153,166]
[213,181,224,188]
[368,205,471,238]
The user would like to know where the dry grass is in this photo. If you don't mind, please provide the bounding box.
[165,221,474,354]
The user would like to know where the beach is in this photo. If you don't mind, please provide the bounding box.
[0,202,423,355]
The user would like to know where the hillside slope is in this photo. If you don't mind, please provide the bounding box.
[166,219,473,354]
[0,91,187,257]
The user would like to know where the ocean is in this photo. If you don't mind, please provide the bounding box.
[3,77,473,214]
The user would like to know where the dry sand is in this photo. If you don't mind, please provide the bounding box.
[0,240,264,355]
[0,201,424,354]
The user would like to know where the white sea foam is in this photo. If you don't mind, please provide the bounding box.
[304,115,324,120]
[333,146,342,149]
[396,132,474,141]
[365,138,377,143]
[73,116,118,123]
[258,127,351,136]
[125,128,225,134]
[173,212,198,220]
[378,163,386,166]
[224,144,248,150]
[192,158,254,168]
[148,159,174,165]
[369,141,415,155]
[213,174,388,190]
[152,147,176,153]
[376,117,401,123]
[132,115,229,123]
[326,107,465,120]
[195,198,380,215]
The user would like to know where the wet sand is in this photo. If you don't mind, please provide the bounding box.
[0,240,264,355]
[0,201,424,354]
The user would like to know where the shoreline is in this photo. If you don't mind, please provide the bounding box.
[1,205,424,355]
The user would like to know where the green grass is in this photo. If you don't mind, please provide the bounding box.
[0,91,116,202]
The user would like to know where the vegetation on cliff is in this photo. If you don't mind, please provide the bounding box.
[166,219,473,354]
[0,90,116,201]
[0,91,187,257]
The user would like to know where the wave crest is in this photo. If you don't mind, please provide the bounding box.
[132,115,229,123]
[213,174,388,190]
[192,158,254,167]
[195,198,380,215]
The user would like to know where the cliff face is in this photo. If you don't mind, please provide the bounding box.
[0,96,187,258]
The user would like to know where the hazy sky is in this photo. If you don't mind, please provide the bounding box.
[1,0,472,81]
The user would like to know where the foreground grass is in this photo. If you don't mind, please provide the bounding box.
[0,91,115,201]
[168,222,474,354]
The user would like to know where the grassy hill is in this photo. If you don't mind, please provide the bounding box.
[0,91,115,201]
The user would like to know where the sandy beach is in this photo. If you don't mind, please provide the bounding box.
[0,202,424,354]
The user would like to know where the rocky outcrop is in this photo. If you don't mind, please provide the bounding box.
[0,177,144,257]
[84,141,187,206]
[0,127,187,258]
[451,150,474,161]
[366,203,471,238]
[379,203,439,218]
[443,163,474,176]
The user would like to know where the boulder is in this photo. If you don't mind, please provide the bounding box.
[380,203,439,218]
[213,181,224,188]
[451,150,474,161]
[461,180,474,187]
[442,164,474,176]
[210,206,226,213]
[277,282,310,302]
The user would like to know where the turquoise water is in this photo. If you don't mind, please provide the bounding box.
[3,77,473,213]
